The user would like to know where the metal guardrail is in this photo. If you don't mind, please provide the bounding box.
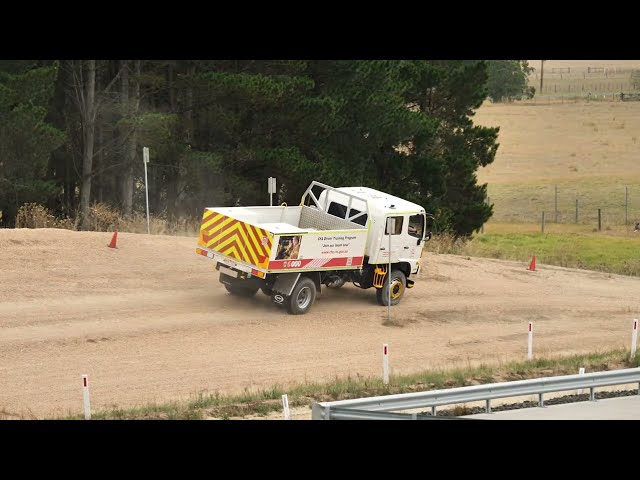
[318,407,478,420]
[311,367,640,420]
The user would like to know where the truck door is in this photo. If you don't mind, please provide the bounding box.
[381,215,406,263]
[398,213,425,273]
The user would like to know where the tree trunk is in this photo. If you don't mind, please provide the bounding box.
[97,124,103,203]
[95,67,104,206]
[175,63,195,216]
[79,60,96,231]
[120,60,133,216]
[122,60,141,217]
[168,62,176,111]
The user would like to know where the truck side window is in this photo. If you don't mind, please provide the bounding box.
[408,214,424,238]
[328,201,368,226]
[384,216,404,235]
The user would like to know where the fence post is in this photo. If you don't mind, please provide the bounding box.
[598,208,601,231]
[631,319,638,360]
[82,374,91,420]
[281,394,291,420]
[575,199,579,223]
[625,186,628,225]
[541,211,545,233]
[382,343,389,385]
[555,185,558,223]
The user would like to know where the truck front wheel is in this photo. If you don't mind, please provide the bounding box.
[286,277,317,315]
[376,270,406,306]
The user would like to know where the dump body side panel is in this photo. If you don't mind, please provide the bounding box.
[268,230,367,271]
[197,205,368,273]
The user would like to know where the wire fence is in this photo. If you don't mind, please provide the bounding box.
[487,185,640,229]
[528,66,640,101]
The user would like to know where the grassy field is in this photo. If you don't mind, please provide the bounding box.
[462,61,640,279]
[426,225,640,276]
[474,86,640,225]
[46,348,638,420]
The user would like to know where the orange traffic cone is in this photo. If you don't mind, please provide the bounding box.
[527,255,536,271]
[107,231,118,249]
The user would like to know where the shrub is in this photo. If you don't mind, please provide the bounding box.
[15,203,75,230]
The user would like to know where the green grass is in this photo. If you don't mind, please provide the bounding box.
[52,349,639,420]
[425,225,640,276]
[465,231,640,276]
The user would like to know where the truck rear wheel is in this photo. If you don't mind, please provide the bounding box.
[220,273,259,297]
[286,277,317,315]
[376,270,406,306]
[224,283,259,297]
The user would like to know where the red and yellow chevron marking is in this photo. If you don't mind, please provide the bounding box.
[197,209,273,269]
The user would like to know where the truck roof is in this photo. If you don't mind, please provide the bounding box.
[336,186,425,214]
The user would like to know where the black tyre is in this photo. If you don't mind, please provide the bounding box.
[220,273,259,297]
[261,286,274,296]
[224,283,259,297]
[286,277,317,315]
[376,270,406,306]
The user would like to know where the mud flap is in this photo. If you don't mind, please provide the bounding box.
[311,272,322,296]
[406,278,415,289]
[272,273,301,297]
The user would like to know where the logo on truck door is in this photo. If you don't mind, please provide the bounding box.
[283,260,303,268]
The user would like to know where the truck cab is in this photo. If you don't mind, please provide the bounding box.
[316,186,430,275]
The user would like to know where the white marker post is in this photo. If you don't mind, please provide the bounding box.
[383,343,389,385]
[631,319,638,359]
[143,147,150,235]
[268,177,276,206]
[82,374,91,420]
[527,322,533,361]
[281,394,290,420]
[578,367,585,395]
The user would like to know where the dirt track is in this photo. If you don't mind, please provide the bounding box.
[1,228,639,419]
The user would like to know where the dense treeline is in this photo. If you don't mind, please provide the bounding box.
[0,60,502,236]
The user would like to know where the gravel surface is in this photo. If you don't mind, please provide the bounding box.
[1,228,639,418]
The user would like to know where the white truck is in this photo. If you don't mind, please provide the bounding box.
[196,181,433,314]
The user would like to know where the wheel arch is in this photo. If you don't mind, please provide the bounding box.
[302,271,322,296]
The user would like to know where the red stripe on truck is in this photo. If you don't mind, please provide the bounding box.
[268,256,364,270]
